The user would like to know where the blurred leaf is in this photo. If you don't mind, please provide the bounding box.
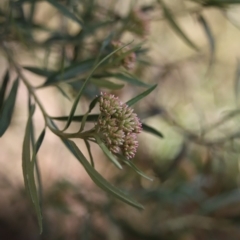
[55,85,71,101]
[119,155,153,181]
[200,189,240,214]
[234,59,240,104]
[0,78,19,137]
[64,139,144,210]
[0,70,10,112]
[91,78,124,90]
[43,59,95,86]
[158,0,199,51]
[203,0,240,6]
[142,123,164,138]
[95,135,123,169]
[109,72,150,87]
[22,105,42,233]
[24,66,55,77]
[47,0,84,27]
[62,42,133,132]
[198,15,215,68]
[126,84,157,106]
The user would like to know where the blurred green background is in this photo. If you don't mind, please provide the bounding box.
[1,0,240,239]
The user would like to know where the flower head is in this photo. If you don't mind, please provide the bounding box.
[111,41,137,70]
[96,92,142,159]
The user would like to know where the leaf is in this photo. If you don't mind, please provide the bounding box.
[95,135,123,170]
[126,84,157,107]
[142,123,164,138]
[109,72,150,87]
[234,59,240,104]
[24,66,55,77]
[52,114,99,122]
[47,0,83,27]
[0,78,19,137]
[119,155,153,181]
[200,189,240,214]
[43,59,95,86]
[79,96,99,132]
[22,105,42,233]
[34,129,46,155]
[158,0,199,51]
[56,85,71,101]
[62,42,133,132]
[0,70,10,112]
[64,139,144,209]
[198,15,215,68]
[84,140,94,167]
[90,78,124,90]
[203,0,240,7]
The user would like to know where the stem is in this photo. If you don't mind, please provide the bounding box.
[2,43,49,121]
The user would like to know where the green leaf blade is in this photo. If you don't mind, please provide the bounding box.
[90,78,124,90]
[142,123,164,138]
[0,77,19,137]
[66,139,144,210]
[95,135,123,170]
[24,66,55,77]
[158,0,199,51]
[126,84,157,107]
[22,106,42,233]
[47,0,84,27]
[0,70,10,111]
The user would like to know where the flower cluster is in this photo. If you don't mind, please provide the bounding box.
[111,40,136,70]
[95,92,142,159]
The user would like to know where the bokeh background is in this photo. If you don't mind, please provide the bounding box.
[1,0,240,239]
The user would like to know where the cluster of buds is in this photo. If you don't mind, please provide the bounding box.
[129,8,150,38]
[111,40,136,70]
[95,92,142,159]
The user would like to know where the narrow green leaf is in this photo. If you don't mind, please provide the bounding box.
[43,59,95,86]
[24,66,55,77]
[88,96,100,113]
[126,84,157,107]
[79,97,99,132]
[47,0,84,27]
[56,85,71,101]
[109,72,150,87]
[52,114,99,122]
[198,15,215,68]
[95,135,123,170]
[62,42,133,132]
[0,70,10,111]
[158,0,199,51]
[84,140,94,167]
[0,78,19,137]
[34,129,46,155]
[142,123,164,138]
[65,139,144,209]
[91,78,124,90]
[120,156,153,181]
[22,105,42,233]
